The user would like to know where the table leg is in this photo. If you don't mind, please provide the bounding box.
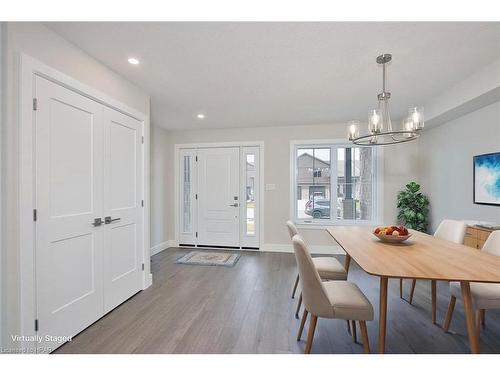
[460,281,480,354]
[378,277,388,353]
[431,280,437,324]
[344,254,352,273]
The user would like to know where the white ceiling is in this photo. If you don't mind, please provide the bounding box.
[46,22,500,130]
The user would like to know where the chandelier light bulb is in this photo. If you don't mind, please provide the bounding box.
[368,109,381,134]
[348,121,360,140]
[409,107,424,130]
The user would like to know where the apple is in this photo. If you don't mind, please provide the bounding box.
[386,228,394,235]
[374,228,381,234]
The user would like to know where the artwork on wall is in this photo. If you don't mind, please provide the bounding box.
[474,152,500,206]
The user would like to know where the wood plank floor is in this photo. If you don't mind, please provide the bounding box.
[55,248,500,354]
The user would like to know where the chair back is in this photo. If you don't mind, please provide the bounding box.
[482,230,500,256]
[292,234,331,317]
[434,219,467,244]
[286,220,299,239]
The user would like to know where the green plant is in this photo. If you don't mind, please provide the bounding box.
[397,182,430,233]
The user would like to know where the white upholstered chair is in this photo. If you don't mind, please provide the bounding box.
[287,221,348,316]
[443,230,500,336]
[401,220,466,323]
[292,234,373,353]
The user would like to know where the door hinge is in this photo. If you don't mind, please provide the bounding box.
[33,98,38,111]
[34,319,39,332]
[195,156,198,162]
[141,199,144,207]
[142,263,145,271]
[196,232,198,238]
[142,136,144,144]
[195,194,198,200]
[33,209,37,222]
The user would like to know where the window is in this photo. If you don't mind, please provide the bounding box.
[293,143,377,224]
[245,153,256,235]
[182,155,193,233]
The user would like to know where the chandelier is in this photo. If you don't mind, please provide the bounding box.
[348,54,424,146]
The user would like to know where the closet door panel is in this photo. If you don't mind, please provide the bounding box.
[103,107,143,313]
[35,76,104,353]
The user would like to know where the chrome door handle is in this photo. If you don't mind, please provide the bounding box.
[104,216,121,224]
[229,203,238,207]
[92,218,103,227]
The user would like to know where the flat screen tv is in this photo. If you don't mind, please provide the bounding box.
[473,152,500,206]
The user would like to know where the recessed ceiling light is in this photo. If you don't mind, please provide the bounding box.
[128,57,140,65]
[197,113,205,119]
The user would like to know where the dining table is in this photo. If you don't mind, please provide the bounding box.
[326,225,500,354]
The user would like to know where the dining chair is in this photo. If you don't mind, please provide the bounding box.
[443,230,500,337]
[286,221,348,319]
[292,234,374,353]
[401,219,467,323]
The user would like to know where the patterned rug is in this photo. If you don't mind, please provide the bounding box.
[176,251,241,267]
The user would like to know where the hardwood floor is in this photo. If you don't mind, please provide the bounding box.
[55,248,500,354]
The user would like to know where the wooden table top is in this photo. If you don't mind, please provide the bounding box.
[326,226,500,283]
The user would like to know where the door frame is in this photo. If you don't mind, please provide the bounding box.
[174,141,265,250]
[19,54,151,350]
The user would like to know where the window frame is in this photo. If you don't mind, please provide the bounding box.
[290,139,381,227]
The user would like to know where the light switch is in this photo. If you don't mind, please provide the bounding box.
[265,184,276,191]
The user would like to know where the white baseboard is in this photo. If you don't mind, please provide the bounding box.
[262,243,345,255]
[152,241,344,256]
[150,240,177,256]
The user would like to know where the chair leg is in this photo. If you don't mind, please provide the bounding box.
[359,321,370,353]
[409,279,417,304]
[480,309,486,326]
[431,280,437,324]
[399,278,403,299]
[305,315,318,354]
[297,309,308,341]
[351,320,357,343]
[295,293,302,319]
[443,295,456,333]
[292,274,299,299]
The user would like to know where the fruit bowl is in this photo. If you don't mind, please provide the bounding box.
[373,226,412,243]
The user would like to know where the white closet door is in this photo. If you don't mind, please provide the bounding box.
[197,147,240,247]
[102,107,143,313]
[35,76,104,352]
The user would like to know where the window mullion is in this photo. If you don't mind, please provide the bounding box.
[331,145,337,224]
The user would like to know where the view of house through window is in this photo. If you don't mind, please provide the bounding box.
[295,145,375,223]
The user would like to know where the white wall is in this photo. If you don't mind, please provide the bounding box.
[419,101,500,232]
[150,125,170,250]
[1,22,150,349]
[149,122,418,251]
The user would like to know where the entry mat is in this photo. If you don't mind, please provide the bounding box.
[175,251,241,267]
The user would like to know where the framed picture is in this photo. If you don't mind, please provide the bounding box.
[473,152,500,206]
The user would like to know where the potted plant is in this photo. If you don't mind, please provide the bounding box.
[397,182,430,233]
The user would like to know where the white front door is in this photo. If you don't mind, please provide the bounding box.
[102,107,143,313]
[35,76,104,352]
[197,147,240,247]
